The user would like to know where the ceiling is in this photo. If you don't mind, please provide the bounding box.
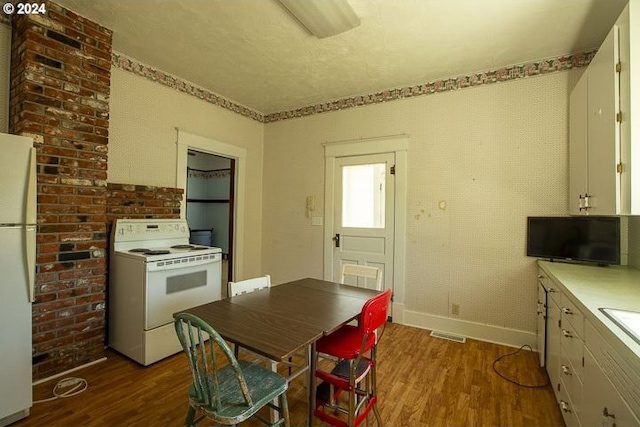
[54,0,628,115]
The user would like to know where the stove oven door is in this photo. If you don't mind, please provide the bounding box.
[145,253,221,330]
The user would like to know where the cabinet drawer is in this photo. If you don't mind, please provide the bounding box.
[561,294,584,339]
[546,280,563,307]
[561,323,584,382]
[537,269,550,296]
[558,380,582,427]
[560,350,583,419]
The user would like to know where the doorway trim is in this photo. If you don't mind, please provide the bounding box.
[176,129,247,280]
[323,134,408,322]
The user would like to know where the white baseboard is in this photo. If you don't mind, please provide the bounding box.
[391,301,405,324]
[394,305,538,350]
[32,357,107,386]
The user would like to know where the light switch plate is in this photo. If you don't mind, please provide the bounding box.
[311,216,323,226]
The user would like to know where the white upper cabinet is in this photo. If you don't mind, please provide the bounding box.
[587,25,621,215]
[569,71,589,215]
[569,2,640,215]
[619,2,640,214]
[569,25,621,215]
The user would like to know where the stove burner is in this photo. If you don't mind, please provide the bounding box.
[190,246,209,251]
[144,250,171,255]
[171,244,194,249]
[129,248,150,253]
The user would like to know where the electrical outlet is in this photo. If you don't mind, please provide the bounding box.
[451,303,460,316]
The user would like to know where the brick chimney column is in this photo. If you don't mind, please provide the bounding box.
[9,1,112,380]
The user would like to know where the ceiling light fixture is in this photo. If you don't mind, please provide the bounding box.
[277,0,360,39]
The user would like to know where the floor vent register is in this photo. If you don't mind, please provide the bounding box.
[429,330,467,343]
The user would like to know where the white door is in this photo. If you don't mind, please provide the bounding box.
[331,153,394,291]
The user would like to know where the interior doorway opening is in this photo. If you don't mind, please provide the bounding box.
[186,149,235,293]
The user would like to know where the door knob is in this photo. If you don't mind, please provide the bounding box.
[332,233,340,248]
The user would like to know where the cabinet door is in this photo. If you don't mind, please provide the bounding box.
[537,280,547,367]
[547,292,562,399]
[587,25,621,215]
[569,71,589,215]
[583,348,640,427]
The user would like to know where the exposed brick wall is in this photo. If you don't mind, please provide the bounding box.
[106,183,183,222]
[105,184,183,287]
[9,1,112,380]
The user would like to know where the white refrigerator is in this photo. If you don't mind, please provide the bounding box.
[0,133,36,426]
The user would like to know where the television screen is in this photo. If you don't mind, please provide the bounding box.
[527,216,620,265]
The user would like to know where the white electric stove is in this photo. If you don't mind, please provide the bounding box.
[109,219,222,365]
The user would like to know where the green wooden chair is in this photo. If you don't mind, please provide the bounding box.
[174,312,290,427]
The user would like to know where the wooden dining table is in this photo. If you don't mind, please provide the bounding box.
[177,277,381,426]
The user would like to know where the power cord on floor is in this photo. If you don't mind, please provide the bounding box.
[492,344,550,388]
[33,377,88,403]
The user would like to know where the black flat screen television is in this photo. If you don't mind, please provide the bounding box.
[526,216,621,265]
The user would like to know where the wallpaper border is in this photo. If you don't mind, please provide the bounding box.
[111,50,595,124]
[111,52,264,122]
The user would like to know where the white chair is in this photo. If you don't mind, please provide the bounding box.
[228,275,272,362]
[228,274,271,297]
[341,264,383,291]
[339,264,384,341]
[228,275,309,388]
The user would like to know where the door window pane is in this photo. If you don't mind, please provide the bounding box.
[342,163,385,228]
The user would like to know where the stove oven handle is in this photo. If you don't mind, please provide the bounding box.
[146,253,221,271]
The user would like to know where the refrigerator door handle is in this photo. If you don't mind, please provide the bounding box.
[26,148,37,226]
[26,226,36,303]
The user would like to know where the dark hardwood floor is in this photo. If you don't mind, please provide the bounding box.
[16,322,564,426]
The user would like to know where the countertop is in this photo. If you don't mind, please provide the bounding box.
[538,260,640,368]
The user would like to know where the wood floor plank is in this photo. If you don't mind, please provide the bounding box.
[16,322,564,426]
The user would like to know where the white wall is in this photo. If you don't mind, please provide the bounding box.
[263,70,577,346]
[106,59,635,347]
[108,67,265,278]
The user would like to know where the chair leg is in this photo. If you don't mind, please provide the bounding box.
[348,360,356,427]
[280,391,291,427]
[364,374,371,427]
[369,346,382,427]
[373,404,383,427]
[270,360,281,423]
[370,346,378,394]
[185,406,196,427]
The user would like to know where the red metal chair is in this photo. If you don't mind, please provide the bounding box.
[313,288,392,427]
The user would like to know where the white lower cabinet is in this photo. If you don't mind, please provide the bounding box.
[539,262,640,427]
[583,321,640,427]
